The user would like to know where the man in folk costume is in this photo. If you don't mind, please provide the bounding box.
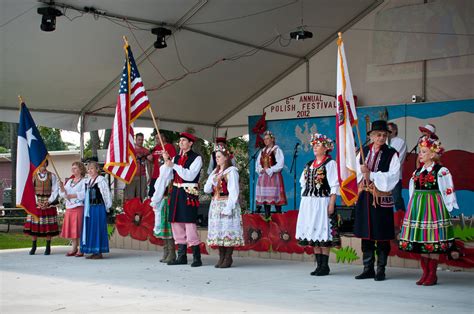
[152,132,203,267]
[255,130,287,219]
[354,120,401,281]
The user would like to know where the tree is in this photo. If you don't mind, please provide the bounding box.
[38,127,67,151]
[0,122,11,149]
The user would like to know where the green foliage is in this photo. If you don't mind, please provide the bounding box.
[0,122,12,149]
[453,226,474,241]
[38,126,67,151]
[0,146,8,153]
[107,224,116,239]
[331,246,360,264]
[0,231,69,249]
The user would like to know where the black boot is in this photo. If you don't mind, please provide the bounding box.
[264,205,271,219]
[220,247,234,268]
[316,254,330,276]
[310,254,322,276]
[167,244,187,265]
[275,206,282,214]
[29,240,37,255]
[44,240,51,255]
[374,241,390,281]
[355,240,375,279]
[191,245,202,267]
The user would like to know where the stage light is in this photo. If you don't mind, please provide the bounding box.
[151,27,172,49]
[37,7,62,32]
[290,27,313,41]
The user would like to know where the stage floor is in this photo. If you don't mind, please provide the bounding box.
[1,247,473,312]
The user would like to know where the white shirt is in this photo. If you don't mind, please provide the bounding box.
[390,136,407,179]
[151,154,203,206]
[59,177,86,208]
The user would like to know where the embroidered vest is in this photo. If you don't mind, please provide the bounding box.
[413,164,442,191]
[212,173,229,197]
[172,150,201,184]
[302,158,331,197]
[260,148,277,169]
[34,172,52,196]
[361,144,397,172]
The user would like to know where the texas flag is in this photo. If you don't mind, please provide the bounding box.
[16,103,48,218]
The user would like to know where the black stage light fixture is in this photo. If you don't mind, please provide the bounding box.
[151,27,172,49]
[37,7,62,32]
[290,27,313,41]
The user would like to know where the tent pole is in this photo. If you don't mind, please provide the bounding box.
[79,113,85,160]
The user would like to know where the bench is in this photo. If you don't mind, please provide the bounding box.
[0,208,26,233]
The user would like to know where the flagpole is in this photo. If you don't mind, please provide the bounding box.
[148,107,166,149]
[46,155,62,181]
[18,95,23,106]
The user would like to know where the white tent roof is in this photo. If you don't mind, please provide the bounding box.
[0,0,382,139]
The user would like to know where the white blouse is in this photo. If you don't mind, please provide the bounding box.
[87,176,113,210]
[299,159,339,196]
[255,145,284,177]
[408,165,459,212]
[204,166,240,215]
[356,148,401,192]
[151,155,203,207]
[59,177,86,208]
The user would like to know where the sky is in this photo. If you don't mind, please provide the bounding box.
[61,127,154,147]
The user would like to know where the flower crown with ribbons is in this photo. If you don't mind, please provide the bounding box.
[418,135,444,155]
[213,144,229,155]
[310,133,334,151]
[263,130,275,139]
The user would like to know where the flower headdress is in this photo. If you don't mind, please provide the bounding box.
[263,130,275,139]
[418,135,444,155]
[310,133,334,152]
[213,144,229,155]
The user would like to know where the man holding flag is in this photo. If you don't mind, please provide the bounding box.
[336,33,400,282]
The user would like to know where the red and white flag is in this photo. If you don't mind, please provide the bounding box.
[104,43,150,183]
[336,34,358,206]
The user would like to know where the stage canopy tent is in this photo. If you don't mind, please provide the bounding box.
[0,0,382,140]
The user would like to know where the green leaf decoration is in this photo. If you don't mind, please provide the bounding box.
[331,246,360,264]
[453,226,474,242]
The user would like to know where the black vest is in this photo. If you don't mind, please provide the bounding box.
[413,164,442,191]
[173,150,201,184]
[302,158,332,197]
[86,182,104,205]
[361,144,397,172]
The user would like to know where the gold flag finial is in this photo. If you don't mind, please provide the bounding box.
[123,35,129,47]
[18,95,24,105]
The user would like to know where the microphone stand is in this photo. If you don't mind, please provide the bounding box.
[246,147,262,213]
[289,143,299,210]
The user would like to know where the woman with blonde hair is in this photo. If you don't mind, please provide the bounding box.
[81,161,112,259]
[60,161,86,257]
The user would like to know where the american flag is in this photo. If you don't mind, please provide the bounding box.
[104,44,150,183]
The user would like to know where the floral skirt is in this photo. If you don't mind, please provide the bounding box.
[207,199,245,247]
[153,197,173,239]
[23,206,59,237]
[399,190,454,254]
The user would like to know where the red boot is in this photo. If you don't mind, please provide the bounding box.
[423,259,438,286]
[416,257,429,285]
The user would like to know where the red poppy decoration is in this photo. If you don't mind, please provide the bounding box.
[426,173,435,183]
[115,198,155,241]
[268,211,305,254]
[446,188,453,195]
[236,214,271,252]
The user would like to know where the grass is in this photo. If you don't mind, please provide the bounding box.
[0,224,116,250]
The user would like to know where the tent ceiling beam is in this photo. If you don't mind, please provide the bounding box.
[214,0,384,128]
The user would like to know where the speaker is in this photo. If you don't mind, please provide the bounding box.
[196,201,209,227]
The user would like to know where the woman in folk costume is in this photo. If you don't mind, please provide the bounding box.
[60,161,87,257]
[255,130,287,219]
[399,136,458,286]
[24,160,60,255]
[151,173,176,264]
[80,161,112,259]
[296,134,340,276]
[354,120,401,281]
[204,145,245,268]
